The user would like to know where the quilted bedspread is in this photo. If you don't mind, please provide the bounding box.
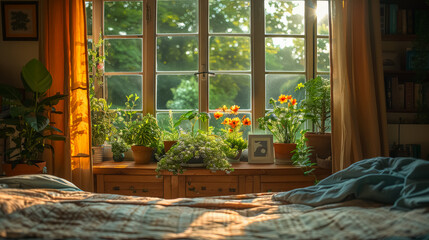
[1,188,429,239]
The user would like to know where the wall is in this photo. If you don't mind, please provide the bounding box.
[0,0,40,88]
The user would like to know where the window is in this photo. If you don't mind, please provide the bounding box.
[86,0,330,134]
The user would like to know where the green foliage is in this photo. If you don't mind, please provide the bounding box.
[295,76,331,133]
[161,110,180,141]
[258,96,305,143]
[91,98,116,146]
[156,132,234,176]
[175,110,210,137]
[125,113,161,148]
[0,59,66,166]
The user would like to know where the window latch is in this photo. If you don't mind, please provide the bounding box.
[194,71,215,77]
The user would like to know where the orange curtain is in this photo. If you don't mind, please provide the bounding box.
[330,0,389,172]
[41,0,92,191]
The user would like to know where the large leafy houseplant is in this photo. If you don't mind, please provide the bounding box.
[295,76,332,162]
[156,132,234,176]
[0,59,66,172]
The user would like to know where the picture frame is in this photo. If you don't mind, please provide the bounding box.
[1,1,38,41]
[248,134,274,164]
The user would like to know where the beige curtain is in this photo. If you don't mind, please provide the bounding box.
[330,0,389,172]
[40,0,93,191]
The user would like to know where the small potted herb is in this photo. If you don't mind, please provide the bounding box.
[257,94,305,164]
[125,113,161,164]
[295,76,331,162]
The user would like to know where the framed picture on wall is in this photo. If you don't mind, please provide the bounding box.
[1,1,38,41]
[248,134,274,164]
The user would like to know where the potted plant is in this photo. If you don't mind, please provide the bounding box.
[161,110,180,153]
[90,97,116,163]
[125,113,161,164]
[213,105,251,162]
[111,136,128,162]
[257,94,305,164]
[295,76,331,162]
[0,59,67,176]
[156,131,234,176]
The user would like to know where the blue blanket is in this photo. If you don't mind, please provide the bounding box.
[273,157,429,209]
[0,174,81,191]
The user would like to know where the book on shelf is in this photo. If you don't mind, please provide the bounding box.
[385,75,424,112]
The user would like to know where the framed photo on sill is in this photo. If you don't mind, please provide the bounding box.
[1,1,38,41]
[248,134,274,164]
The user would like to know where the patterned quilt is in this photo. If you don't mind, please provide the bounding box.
[1,188,429,239]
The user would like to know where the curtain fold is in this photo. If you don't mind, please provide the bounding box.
[330,0,389,172]
[41,0,92,191]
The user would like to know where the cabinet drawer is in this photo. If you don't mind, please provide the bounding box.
[260,175,316,193]
[102,175,163,197]
[185,176,239,197]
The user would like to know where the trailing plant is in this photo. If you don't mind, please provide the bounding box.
[0,59,67,167]
[258,94,305,143]
[291,130,318,183]
[125,113,161,148]
[295,76,331,133]
[156,132,234,176]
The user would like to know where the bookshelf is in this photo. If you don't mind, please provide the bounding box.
[381,0,429,160]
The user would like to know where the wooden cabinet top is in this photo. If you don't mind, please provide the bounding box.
[93,161,332,176]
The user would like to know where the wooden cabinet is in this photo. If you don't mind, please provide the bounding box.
[93,161,331,199]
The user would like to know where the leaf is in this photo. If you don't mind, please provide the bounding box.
[0,84,23,102]
[21,59,53,94]
[46,134,66,141]
[39,93,67,107]
[24,113,49,132]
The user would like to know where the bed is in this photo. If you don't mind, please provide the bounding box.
[1,157,429,239]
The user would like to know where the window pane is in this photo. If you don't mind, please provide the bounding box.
[209,36,251,71]
[157,112,194,132]
[265,74,305,109]
[104,1,143,36]
[265,37,305,71]
[156,75,198,110]
[317,38,330,72]
[86,1,92,36]
[105,39,142,72]
[209,112,252,138]
[157,0,198,34]
[209,0,250,34]
[265,0,305,35]
[157,36,199,71]
[317,1,329,35]
[106,75,142,109]
[209,74,251,110]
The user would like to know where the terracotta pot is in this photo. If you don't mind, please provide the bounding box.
[305,132,332,163]
[163,140,177,153]
[273,143,297,165]
[3,162,47,176]
[131,145,153,164]
[92,146,103,163]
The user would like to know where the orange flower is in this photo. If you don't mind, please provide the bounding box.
[242,118,251,126]
[230,105,240,115]
[222,118,231,125]
[278,94,287,103]
[229,117,240,128]
[214,111,223,120]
